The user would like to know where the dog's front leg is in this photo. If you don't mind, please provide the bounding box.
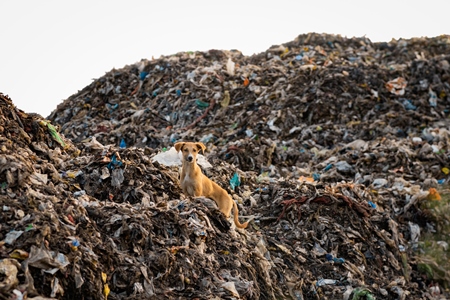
[193,183,203,197]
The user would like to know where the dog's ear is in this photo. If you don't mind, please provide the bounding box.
[174,142,185,152]
[195,142,206,154]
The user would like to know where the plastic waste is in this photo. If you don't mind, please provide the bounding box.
[226,57,235,76]
[316,278,336,286]
[151,146,212,168]
[3,33,450,298]
[119,138,126,149]
[107,153,123,170]
[312,243,327,256]
[221,90,230,107]
[229,172,240,191]
[195,99,210,109]
[71,239,81,251]
[428,89,437,107]
[323,163,333,171]
[111,168,124,188]
[325,253,345,264]
[400,98,417,111]
[200,133,215,143]
[335,161,353,174]
[312,173,320,181]
[26,245,70,274]
[386,77,407,95]
[372,178,388,189]
[39,120,67,149]
[409,222,420,249]
[4,230,24,245]
[139,71,149,80]
[350,287,375,300]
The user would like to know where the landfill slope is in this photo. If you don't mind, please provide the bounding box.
[48,33,450,174]
[0,33,449,299]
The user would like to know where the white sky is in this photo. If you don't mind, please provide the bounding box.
[1,1,449,117]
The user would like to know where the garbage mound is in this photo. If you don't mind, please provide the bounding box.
[0,91,424,300]
[48,33,450,172]
[1,33,450,299]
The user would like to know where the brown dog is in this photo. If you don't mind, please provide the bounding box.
[174,142,249,229]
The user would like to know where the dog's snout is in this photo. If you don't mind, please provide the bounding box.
[187,155,193,162]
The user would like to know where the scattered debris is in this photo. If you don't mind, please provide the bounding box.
[1,33,450,299]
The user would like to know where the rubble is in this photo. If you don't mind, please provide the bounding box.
[1,33,450,299]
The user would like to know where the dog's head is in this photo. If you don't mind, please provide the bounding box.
[174,142,206,163]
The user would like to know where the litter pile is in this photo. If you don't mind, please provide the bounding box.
[49,34,450,161]
[1,33,449,299]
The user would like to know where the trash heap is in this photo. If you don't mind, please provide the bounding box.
[1,33,449,299]
[49,33,450,162]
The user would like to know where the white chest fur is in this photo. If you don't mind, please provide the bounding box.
[181,172,197,196]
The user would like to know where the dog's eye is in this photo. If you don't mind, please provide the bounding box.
[193,149,197,152]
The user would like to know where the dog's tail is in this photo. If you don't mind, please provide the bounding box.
[232,201,249,229]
